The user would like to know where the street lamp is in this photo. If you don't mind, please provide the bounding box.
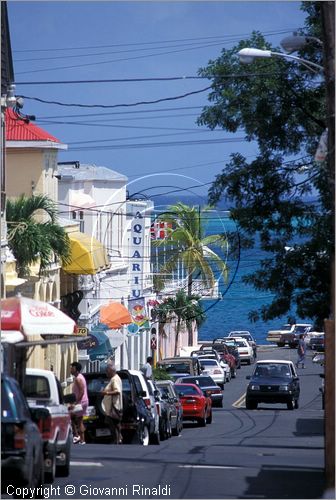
[280,32,323,53]
[238,47,324,73]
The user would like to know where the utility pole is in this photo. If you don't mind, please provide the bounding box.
[320,1,335,491]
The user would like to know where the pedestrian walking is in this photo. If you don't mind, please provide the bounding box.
[101,362,123,444]
[141,356,153,380]
[296,334,306,369]
[70,361,89,444]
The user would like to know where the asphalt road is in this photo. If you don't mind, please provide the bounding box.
[11,346,327,499]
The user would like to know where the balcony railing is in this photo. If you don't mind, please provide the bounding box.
[161,278,220,299]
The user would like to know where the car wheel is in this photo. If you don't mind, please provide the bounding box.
[287,398,295,410]
[294,399,299,409]
[277,343,285,347]
[206,411,213,424]
[136,425,150,446]
[45,446,56,484]
[172,419,182,436]
[246,399,257,410]
[56,434,71,477]
[165,418,172,439]
[159,418,167,441]
[34,453,45,498]
[150,429,160,445]
[198,411,207,427]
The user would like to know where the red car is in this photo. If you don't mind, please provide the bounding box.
[175,383,212,427]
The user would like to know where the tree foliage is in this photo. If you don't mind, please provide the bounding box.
[6,194,71,277]
[152,290,206,356]
[197,2,331,328]
[153,202,228,296]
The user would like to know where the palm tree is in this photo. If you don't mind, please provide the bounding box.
[152,202,228,297]
[153,290,206,356]
[6,194,71,277]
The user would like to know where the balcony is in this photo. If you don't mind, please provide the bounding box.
[161,278,220,299]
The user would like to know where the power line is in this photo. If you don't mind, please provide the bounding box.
[15,72,281,86]
[13,28,298,53]
[19,86,212,108]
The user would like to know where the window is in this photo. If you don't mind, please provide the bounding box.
[23,375,50,399]
[175,385,199,396]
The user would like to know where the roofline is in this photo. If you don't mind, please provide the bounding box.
[6,141,68,150]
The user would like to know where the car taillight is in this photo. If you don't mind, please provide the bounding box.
[14,425,26,449]
[40,415,52,440]
[155,402,161,416]
[214,369,222,374]
[144,397,151,409]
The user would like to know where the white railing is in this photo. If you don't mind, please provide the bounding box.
[161,278,220,299]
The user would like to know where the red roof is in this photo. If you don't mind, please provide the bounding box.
[5,109,60,143]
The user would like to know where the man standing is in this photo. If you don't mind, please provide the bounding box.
[142,356,153,380]
[70,362,89,444]
[296,334,307,369]
[101,363,123,444]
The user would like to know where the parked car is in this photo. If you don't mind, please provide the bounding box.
[155,380,183,436]
[278,324,313,348]
[1,374,45,494]
[175,383,212,426]
[148,380,172,441]
[308,334,325,352]
[83,370,154,445]
[228,337,254,365]
[198,358,226,387]
[23,368,72,482]
[227,331,257,357]
[175,375,223,408]
[157,357,202,380]
[192,351,231,382]
[245,360,300,410]
[210,340,241,371]
[266,323,294,345]
[191,349,221,363]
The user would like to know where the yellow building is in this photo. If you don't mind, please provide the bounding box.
[4,109,78,383]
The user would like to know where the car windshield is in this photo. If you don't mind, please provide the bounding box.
[254,364,292,378]
[182,377,215,387]
[86,378,107,392]
[236,341,247,347]
[294,325,310,334]
[162,363,191,374]
[2,382,14,419]
[175,385,199,396]
[200,360,217,366]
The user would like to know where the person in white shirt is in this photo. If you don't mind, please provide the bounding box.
[142,356,153,380]
[101,362,123,444]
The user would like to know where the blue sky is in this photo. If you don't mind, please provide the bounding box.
[8,1,306,201]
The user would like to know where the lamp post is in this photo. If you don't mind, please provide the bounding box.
[238,47,324,73]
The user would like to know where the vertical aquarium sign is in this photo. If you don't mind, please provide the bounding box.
[130,207,144,299]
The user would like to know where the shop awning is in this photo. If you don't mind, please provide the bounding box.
[62,232,109,275]
[100,302,132,329]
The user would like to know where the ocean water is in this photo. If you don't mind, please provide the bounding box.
[198,212,307,345]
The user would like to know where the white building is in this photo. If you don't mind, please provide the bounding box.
[57,162,156,371]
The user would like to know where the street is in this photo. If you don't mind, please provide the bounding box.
[16,347,327,499]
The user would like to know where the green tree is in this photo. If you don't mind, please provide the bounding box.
[196,3,331,328]
[153,202,228,297]
[153,290,205,356]
[6,194,71,277]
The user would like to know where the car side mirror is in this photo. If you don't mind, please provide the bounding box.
[246,375,251,380]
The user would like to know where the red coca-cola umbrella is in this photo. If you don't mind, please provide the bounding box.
[1,295,76,343]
